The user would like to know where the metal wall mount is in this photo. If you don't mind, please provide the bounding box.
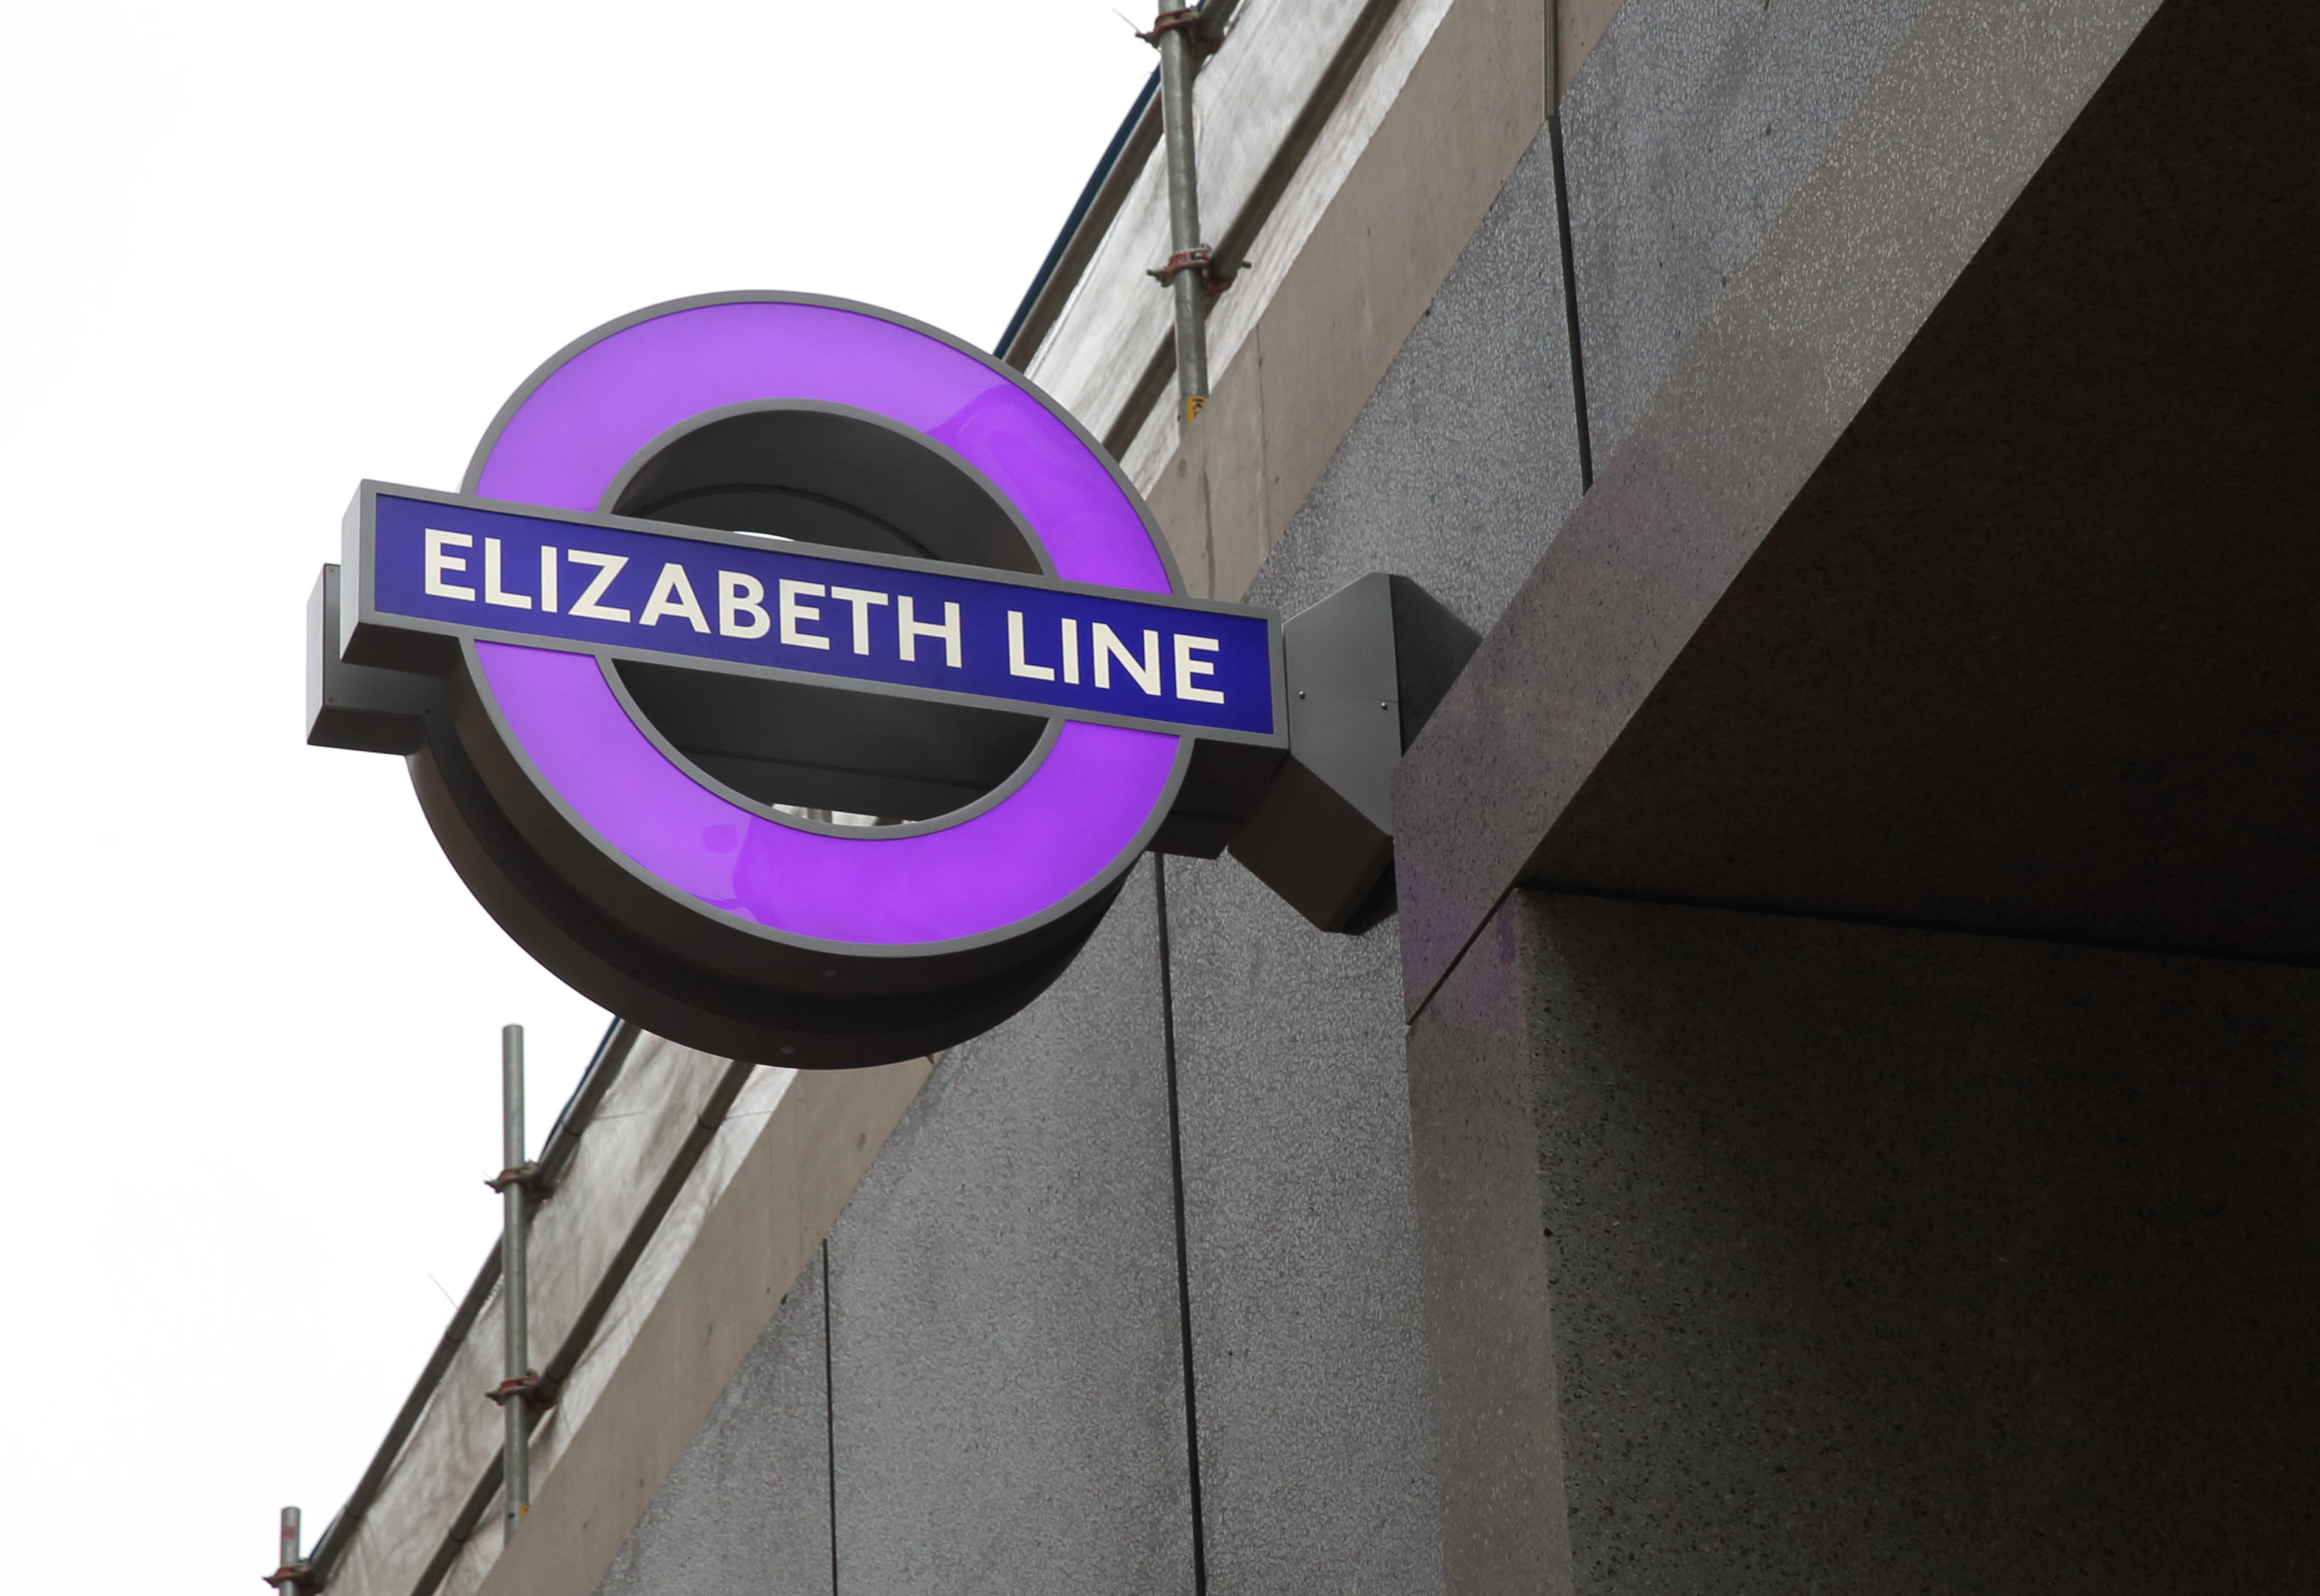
[1229,573,1479,932]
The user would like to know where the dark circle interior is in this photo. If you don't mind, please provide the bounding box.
[609,406,1048,821]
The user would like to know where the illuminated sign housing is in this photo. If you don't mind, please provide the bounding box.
[311,293,1286,1066]
[309,291,1473,1066]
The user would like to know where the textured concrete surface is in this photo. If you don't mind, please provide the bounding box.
[1239,125,1587,642]
[1555,0,1627,99]
[1517,892,2320,1591]
[1396,0,2320,1007]
[1393,0,2178,1012]
[1133,127,1590,1593]
[1163,854,1443,1596]
[1560,0,1933,461]
[823,858,1196,1595]
[592,1264,833,1596]
[1520,0,2320,964]
[1403,896,1573,1596]
[1140,0,1549,603]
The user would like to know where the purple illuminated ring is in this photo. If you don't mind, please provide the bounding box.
[460,293,1186,951]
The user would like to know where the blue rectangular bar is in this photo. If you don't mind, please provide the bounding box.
[358,487,1278,738]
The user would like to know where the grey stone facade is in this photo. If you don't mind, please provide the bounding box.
[1519,894,2320,1593]
[592,105,1587,1595]
[592,1262,833,1596]
[595,0,2319,1590]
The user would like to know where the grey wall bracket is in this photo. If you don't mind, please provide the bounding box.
[1225,573,1479,933]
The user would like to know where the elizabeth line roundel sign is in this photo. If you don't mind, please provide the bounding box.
[308,292,1284,1066]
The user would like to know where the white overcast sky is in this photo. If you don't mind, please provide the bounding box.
[0,3,1151,1586]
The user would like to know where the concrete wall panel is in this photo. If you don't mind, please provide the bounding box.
[1393,0,2167,1010]
[1404,897,1573,1596]
[1523,893,2320,1591]
[591,1264,833,1596]
[1146,131,1588,1591]
[1141,0,1550,602]
[823,858,1196,1595]
[1163,856,1441,1596]
[1234,125,1586,636]
[1559,0,1932,460]
[1555,0,1627,99]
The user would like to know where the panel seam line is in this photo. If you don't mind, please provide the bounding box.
[1548,112,1596,488]
[1153,855,1211,1595]
[823,1239,839,1595]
